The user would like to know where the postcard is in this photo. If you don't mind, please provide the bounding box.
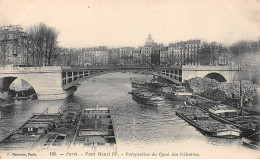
[0,0,259,159]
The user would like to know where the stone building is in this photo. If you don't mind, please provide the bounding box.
[0,25,27,66]
[133,49,142,65]
[159,47,168,66]
[168,39,201,65]
[141,34,162,65]
[119,47,135,65]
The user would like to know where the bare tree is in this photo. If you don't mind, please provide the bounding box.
[27,23,59,66]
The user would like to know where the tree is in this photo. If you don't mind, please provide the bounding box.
[0,40,10,66]
[27,23,59,66]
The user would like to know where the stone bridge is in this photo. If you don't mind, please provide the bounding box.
[0,65,181,100]
[182,65,260,84]
[0,64,257,100]
[182,65,239,82]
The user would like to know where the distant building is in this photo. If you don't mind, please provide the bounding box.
[133,49,142,65]
[119,47,135,65]
[108,48,120,65]
[78,49,108,66]
[168,39,201,65]
[160,47,168,66]
[0,25,28,66]
[141,34,162,65]
[151,49,160,65]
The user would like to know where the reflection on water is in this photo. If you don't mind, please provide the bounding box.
[0,72,258,158]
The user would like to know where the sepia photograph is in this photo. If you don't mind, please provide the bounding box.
[0,0,259,159]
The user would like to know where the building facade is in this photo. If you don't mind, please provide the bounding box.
[0,25,28,66]
[159,47,168,66]
[133,49,142,65]
[119,47,135,65]
[77,49,109,66]
[168,40,201,65]
[141,34,163,65]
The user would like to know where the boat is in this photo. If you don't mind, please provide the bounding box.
[34,103,81,150]
[0,98,14,107]
[72,106,116,150]
[130,78,146,88]
[162,86,193,101]
[175,105,241,138]
[207,104,259,138]
[242,132,260,149]
[15,91,30,100]
[145,78,168,90]
[187,95,260,139]
[0,109,62,150]
[131,89,164,106]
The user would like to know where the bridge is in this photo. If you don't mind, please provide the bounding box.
[0,65,182,100]
[0,64,257,101]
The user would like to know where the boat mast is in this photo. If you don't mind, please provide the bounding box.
[239,62,244,116]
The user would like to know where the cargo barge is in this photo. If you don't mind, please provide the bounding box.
[187,97,259,139]
[33,103,81,150]
[72,107,117,150]
[131,89,164,106]
[0,110,61,150]
[176,105,241,138]
[130,77,146,88]
[162,86,193,101]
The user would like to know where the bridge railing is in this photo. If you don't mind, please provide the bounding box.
[182,65,239,71]
[61,64,182,70]
[0,65,62,72]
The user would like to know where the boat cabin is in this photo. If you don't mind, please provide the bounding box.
[209,104,239,118]
[194,113,210,120]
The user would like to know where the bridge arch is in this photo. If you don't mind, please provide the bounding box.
[204,72,227,82]
[0,76,38,99]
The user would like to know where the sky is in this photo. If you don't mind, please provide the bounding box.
[0,0,260,48]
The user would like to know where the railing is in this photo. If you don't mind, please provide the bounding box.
[0,65,62,72]
[62,64,182,70]
[182,65,239,71]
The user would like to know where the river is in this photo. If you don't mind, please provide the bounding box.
[0,72,258,158]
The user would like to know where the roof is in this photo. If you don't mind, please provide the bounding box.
[84,107,109,111]
[209,105,239,114]
[145,34,154,45]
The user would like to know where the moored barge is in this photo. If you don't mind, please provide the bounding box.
[162,86,193,101]
[242,132,260,150]
[175,105,241,138]
[130,78,146,88]
[131,89,164,106]
[33,103,82,150]
[0,110,61,150]
[72,107,116,150]
[187,96,260,139]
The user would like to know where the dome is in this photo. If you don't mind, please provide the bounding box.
[145,34,154,45]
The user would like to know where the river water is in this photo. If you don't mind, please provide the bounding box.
[0,72,258,158]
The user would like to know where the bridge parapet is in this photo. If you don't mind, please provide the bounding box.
[0,65,62,73]
[182,65,239,71]
[61,65,182,71]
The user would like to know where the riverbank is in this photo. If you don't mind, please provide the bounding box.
[187,77,259,111]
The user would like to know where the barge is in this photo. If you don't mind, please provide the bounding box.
[187,96,259,139]
[131,89,164,106]
[162,86,193,101]
[72,107,117,150]
[0,110,61,150]
[176,105,241,138]
[34,103,81,150]
[242,132,260,150]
